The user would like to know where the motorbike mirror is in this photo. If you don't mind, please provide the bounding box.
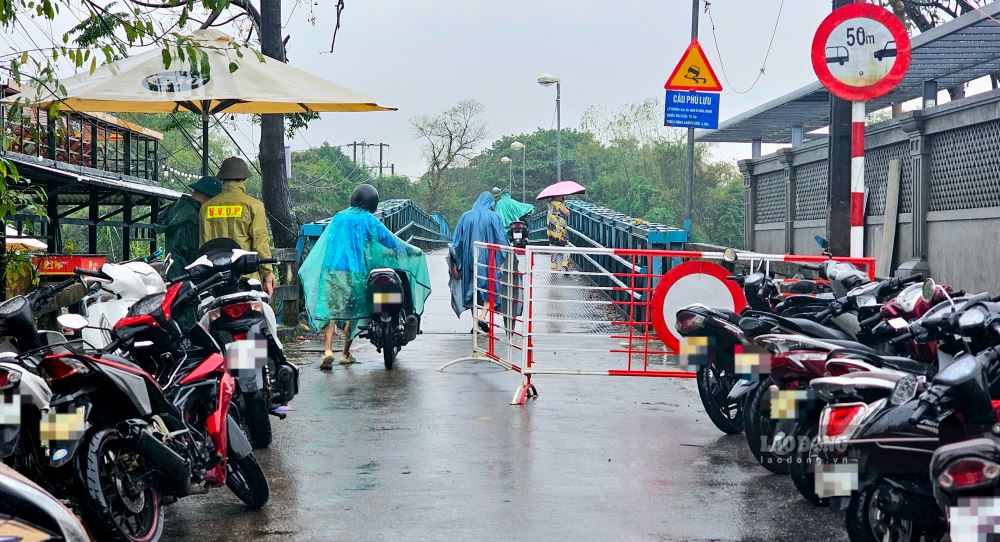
[814,235,829,251]
[921,278,937,303]
[57,313,89,331]
[722,248,738,263]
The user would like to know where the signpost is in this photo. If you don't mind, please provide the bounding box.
[664,90,720,129]
[665,37,723,232]
[811,3,910,258]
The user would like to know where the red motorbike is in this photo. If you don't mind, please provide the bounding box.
[36,266,269,541]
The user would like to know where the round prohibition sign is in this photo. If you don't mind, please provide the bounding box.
[650,260,747,354]
[811,3,911,101]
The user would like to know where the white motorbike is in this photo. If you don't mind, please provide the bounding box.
[78,259,169,349]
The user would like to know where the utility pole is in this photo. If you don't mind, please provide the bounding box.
[375,143,389,177]
[346,141,363,164]
[827,0,853,255]
[390,164,395,176]
[684,0,699,234]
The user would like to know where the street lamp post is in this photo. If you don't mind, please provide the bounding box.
[500,156,513,193]
[537,74,561,183]
[510,141,525,200]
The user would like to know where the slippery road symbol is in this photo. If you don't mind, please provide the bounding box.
[684,66,707,85]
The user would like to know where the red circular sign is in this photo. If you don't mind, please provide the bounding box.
[811,3,911,101]
[650,260,747,354]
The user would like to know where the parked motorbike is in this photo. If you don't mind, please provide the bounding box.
[0,462,89,542]
[79,253,169,350]
[362,267,420,370]
[0,278,80,468]
[814,282,1000,541]
[29,267,269,542]
[676,246,865,435]
[189,242,298,449]
[742,272,926,475]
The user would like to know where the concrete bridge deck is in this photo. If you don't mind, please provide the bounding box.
[164,250,845,542]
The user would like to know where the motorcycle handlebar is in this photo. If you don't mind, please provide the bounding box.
[258,258,278,265]
[909,401,932,426]
[860,313,882,329]
[74,267,108,280]
[889,332,913,346]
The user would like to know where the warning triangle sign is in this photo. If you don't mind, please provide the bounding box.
[664,39,723,92]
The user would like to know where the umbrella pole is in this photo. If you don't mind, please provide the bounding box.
[201,112,210,177]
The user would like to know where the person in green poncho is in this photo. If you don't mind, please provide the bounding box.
[494,190,535,230]
[299,184,431,370]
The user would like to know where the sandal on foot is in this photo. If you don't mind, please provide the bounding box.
[320,350,335,371]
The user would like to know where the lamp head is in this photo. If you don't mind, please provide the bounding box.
[537,74,560,86]
[511,141,525,151]
[500,157,512,164]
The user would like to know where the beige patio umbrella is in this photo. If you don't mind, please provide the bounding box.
[20,29,395,174]
[5,226,46,252]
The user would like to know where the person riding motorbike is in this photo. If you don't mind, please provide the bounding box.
[299,184,430,370]
[199,156,276,295]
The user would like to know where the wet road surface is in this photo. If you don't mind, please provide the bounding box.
[164,251,846,541]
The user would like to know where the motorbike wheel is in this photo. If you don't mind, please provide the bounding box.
[695,361,744,435]
[241,390,273,450]
[226,453,269,510]
[743,380,791,475]
[846,482,918,542]
[382,319,396,370]
[79,429,164,542]
[789,421,828,507]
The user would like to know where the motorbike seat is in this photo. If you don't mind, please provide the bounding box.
[781,316,854,342]
[829,348,934,378]
[713,308,740,324]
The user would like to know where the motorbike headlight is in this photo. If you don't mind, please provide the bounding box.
[857,294,878,308]
[675,310,706,334]
[959,306,987,329]
[890,374,918,406]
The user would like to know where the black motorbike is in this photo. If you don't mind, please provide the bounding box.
[363,268,420,370]
[190,242,299,449]
[824,285,1000,541]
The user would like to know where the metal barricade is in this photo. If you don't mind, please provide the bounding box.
[442,241,876,405]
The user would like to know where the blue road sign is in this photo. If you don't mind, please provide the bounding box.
[664,90,720,130]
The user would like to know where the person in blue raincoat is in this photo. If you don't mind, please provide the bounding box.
[448,192,509,329]
[300,184,431,370]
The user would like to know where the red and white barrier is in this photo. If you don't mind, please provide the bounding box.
[441,242,876,405]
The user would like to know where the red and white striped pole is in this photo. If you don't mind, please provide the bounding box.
[850,100,866,258]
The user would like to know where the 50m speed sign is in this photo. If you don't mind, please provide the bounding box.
[811,3,911,101]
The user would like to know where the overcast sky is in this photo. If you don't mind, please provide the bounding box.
[6,1,844,178]
[275,0,832,178]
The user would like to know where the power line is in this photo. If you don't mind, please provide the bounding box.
[704,0,785,95]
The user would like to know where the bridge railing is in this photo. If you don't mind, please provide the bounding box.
[529,200,687,322]
[375,199,452,248]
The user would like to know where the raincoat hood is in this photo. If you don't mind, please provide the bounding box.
[494,193,535,228]
[299,207,430,334]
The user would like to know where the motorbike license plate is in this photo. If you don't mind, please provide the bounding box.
[513,231,523,239]
[373,292,402,305]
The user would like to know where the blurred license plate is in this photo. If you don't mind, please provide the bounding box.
[513,232,523,239]
[373,292,402,305]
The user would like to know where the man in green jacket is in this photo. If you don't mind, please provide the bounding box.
[160,175,222,280]
[200,157,276,294]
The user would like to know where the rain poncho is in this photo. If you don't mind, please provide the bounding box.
[300,207,431,336]
[494,193,535,228]
[448,192,508,317]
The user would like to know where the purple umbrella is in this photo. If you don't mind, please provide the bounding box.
[536,180,586,201]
